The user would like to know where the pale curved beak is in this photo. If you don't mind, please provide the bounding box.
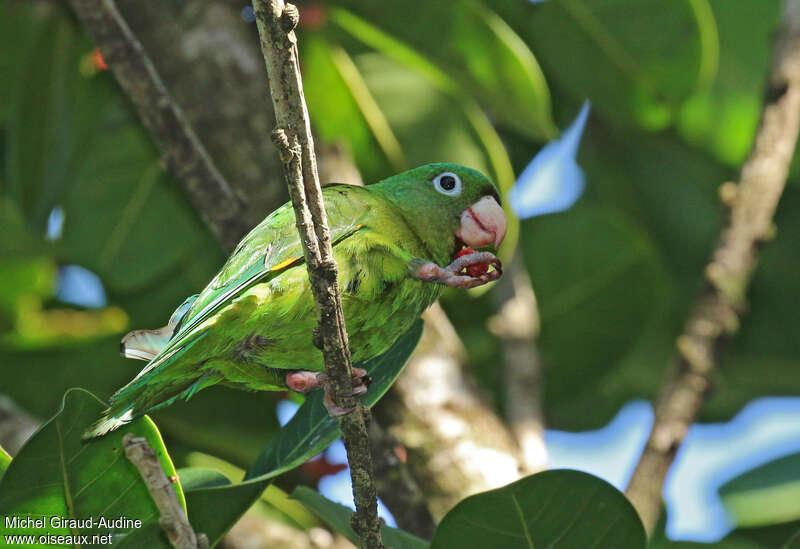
[456,196,507,249]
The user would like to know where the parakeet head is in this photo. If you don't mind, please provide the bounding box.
[373,163,507,264]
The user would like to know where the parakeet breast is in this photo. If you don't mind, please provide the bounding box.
[208,239,441,378]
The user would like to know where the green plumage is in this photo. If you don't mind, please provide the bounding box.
[84,163,500,439]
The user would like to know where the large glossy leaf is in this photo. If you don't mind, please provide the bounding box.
[0,388,181,547]
[719,453,800,528]
[431,469,646,548]
[292,486,429,549]
[177,467,231,491]
[520,202,671,429]
[183,321,423,547]
[495,0,718,130]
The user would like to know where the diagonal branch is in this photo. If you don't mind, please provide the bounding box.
[250,1,383,547]
[625,0,800,533]
[68,0,251,251]
[123,434,209,549]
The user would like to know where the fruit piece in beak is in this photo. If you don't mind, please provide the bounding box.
[456,196,507,249]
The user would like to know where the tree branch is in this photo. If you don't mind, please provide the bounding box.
[115,0,288,226]
[123,434,209,549]
[489,258,547,474]
[368,419,436,539]
[250,1,383,547]
[375,304,525,519]
[67,0,251,251]
[626,0,800,532]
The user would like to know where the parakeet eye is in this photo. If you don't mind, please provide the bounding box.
[433,172,462,196]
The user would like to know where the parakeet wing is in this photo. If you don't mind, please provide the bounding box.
[115,185,373,392]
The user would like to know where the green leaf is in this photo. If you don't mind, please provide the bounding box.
[496,0,718,130]
[520,202,671,429]
[647,512,770,548]
[719,453,800,528]
[183,321,423,547]
[292,486,429,549]
[177,467,231,491]
[0,444,10,481]
[0,388,181,547]
[650,538,768,548]
[430,469,646,549]
[784,529,800,549]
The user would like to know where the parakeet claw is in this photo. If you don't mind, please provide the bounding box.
[286,368,370,417]
[411,252,502,289]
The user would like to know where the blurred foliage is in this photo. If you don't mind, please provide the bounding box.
[0,1,282,468]
[648,516,800,548]
[720,453,800,528]
[0,445,10,480]
[1,0,799,544]
[0,389,183,547]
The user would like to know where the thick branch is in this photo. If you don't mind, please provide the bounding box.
[489,258,547,474]
[67,0,250,251]
[375,304,524,519]
[626,0,800,532]
[368,420,436,539]
[123,434,208,549]
[250,2,383,547]
[115,0,288,226]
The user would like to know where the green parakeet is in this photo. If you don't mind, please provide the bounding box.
[83,163,506,439]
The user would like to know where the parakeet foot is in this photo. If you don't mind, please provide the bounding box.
[286,368,370,417]
[411,252,502,289]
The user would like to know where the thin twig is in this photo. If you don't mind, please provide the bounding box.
[249,1,383,547]
[626,0,800,533]
[123,434,209,549]
[68,0,250,251]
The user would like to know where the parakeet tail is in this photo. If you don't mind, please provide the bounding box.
[81,371,217,440]
[83,409,137,440]
[120,294,199,361]
[83,332,215,441]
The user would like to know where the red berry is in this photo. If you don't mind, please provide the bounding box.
[456,247,476,258]
[91,48,108,71]
[456,247,489,277]
[299,3,326,29]
[302,455,347,479]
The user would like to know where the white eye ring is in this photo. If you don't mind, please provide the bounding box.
[432,172,462,196]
